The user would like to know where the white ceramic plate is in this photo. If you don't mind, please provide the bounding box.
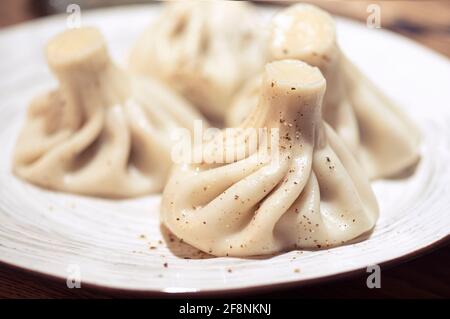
[0,4,449,295]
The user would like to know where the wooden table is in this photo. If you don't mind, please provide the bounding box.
[0,0,449,298]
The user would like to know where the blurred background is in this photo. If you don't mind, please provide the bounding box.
[0,0,449,57]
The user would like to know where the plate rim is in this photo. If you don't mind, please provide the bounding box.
[0,236,447,296]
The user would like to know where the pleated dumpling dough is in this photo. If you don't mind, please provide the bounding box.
[129,0,267,122]
[13,27,205,198]
[227,4,420,179]
[162,60,379,257]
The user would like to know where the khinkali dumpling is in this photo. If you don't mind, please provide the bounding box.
[129,0,267,122]
[13,27,205,198]
[162,60,379,257]
[227,4,420,179]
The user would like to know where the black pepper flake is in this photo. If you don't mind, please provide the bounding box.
[234,195,239,200]
[163,262,168,268]
[291,87,296,90]
[271,82,275,87]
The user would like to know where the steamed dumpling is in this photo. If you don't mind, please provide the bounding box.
[129,0,267,122]
[13,27,205,198]
[227,4,420,179]
[162,60,379,257]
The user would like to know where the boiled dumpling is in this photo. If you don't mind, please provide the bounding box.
[13,27,205,198]
[129,0,267,122]
[162,60,379,257]
[227,4,420,179]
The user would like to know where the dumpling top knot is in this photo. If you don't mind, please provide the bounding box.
[271,4,338,72]
[251,60,326,149]
[47,27,109,75]
[265,59,325,93]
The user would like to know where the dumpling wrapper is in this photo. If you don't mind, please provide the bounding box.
[129,0,267,122]
[162,60,379,257]
[13,27,205,198]
[227,4,420,179]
